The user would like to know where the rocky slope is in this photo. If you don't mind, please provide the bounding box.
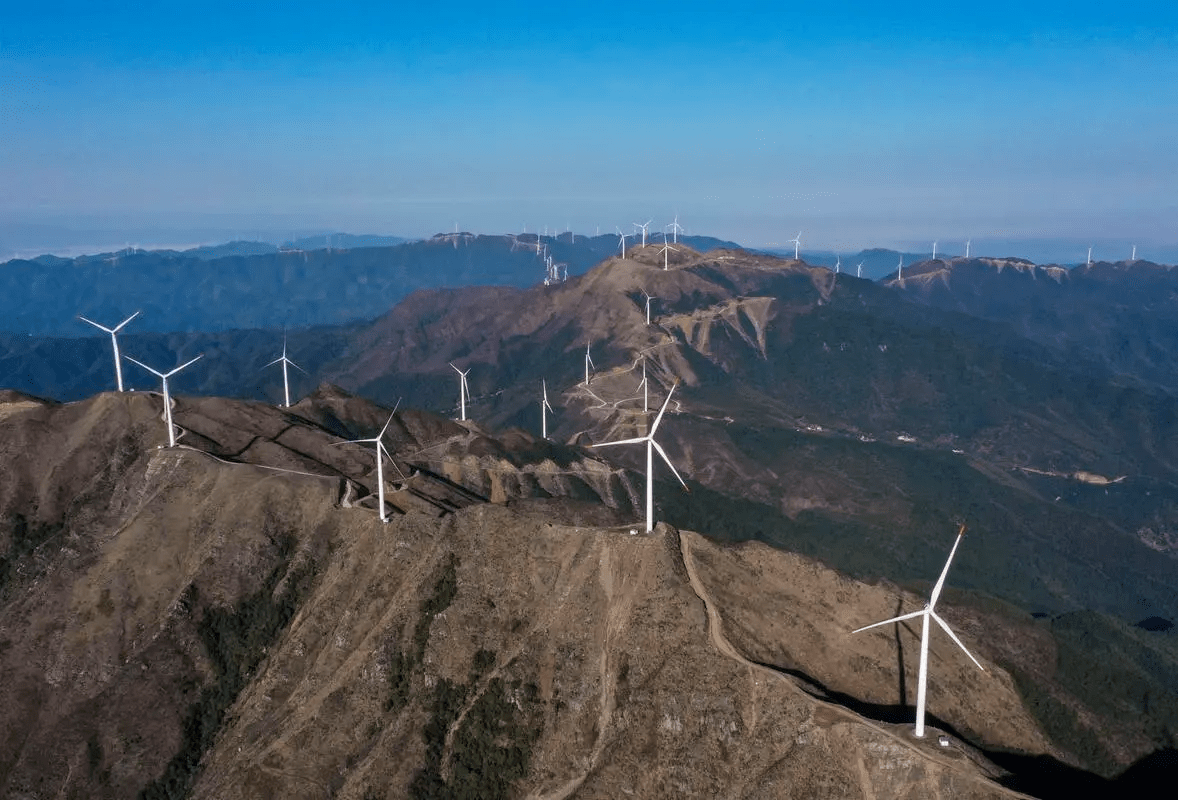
[1,388,1144,799]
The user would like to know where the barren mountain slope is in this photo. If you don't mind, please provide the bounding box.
[0,389,1081,799]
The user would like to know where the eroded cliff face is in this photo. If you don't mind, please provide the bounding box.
[0,390,1045,799]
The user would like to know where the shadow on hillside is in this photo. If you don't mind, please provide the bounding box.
[744,655,1150,798]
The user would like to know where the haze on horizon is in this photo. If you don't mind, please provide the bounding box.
[3,1,1177,259]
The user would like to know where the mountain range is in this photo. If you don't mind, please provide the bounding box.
[3,240,1178,796]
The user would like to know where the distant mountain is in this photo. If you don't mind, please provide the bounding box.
[0,233,711,336]
[282,232,413,251]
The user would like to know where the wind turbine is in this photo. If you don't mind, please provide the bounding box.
[637,356,649,412]
[932,241,938,260]
[592,382,688,532]
[835,255,841,274]
[667,213,684,244]
[263,336,306,407]
[333,409,398,524]
[449,363,471,421]
[633,219,653,247]
[852,524,985,738]
[1131,245,1137,262]
[1087,246,1093,266]
[78,310,140,392]
[965,239,971,259]
[657,233,678,270]
[584,341,595,385]
[642,291,657,325]
[541,380,554,439]
[857,262,864,278]
[897,255,904,283]
[789,232,802,260]
[124,354,203,447]
[617,228,629,258]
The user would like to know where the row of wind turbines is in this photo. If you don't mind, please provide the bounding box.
[79,269,985,742]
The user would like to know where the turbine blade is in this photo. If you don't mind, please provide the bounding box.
[851,609,925,634]
[592,437,648,448]
[78,315,114,333]
[378,410,397,437]
[264,357,284,368]
[649,382,677,436]
[113,310,141,331]
[164,354,203,377]
[124,356,164,378]
[651,439,688,490]
[450,362,463,375]
[931,612,986,671]
[288,359,308,374]
[929,523,967,608]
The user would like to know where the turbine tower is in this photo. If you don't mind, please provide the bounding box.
[897,255,904,283]
[616,228,629,259]
[1131,245,1137,262]
[789,232,802,260]
[1087,246,1093,266]
[584,341,595,385]
[541,380,554,439]
[643,291,657,325]
[835,255,841,274]
[450,363,471,421]
[333,410,398,524]
[263,336,306,407]
[932,241,938,260]
[78,311,140,392]
[965,239,971,259]
[124,354,203,447]
[857,262,864,278]
[852,524,985,738]
[593,382,688,532]
[637,357,649,412]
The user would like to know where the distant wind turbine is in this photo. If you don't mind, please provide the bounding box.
[333,409,398,524]
[633,219,653,247]
[78,310,140,392]
[541,380,554,439]
[1087,246,1093,266]
[584,341,595,385]
[852,523,985,738]
[1131,245,1137,262]
[617,228,629,259]
[450,362,471,421]
[835,255,841,274]
[592,382,688,532]
[264,336,306,408]
[657,233,678,270]
[643,290,656,325]
[932,241,938,260]
[965,239,971,259]
[789,232,802,260]
[666,214,684,244]
[124,354,203,447]
[857,262,864,278]
[637,357,649,412]
[897,255,904,283]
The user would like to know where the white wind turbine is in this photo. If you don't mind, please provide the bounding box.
[1087,246,1093,266]
[633,219,653,247]
[932,241,938,260]
[541,380,554,439]
[965,239,971,259]
[636,356,649,412]
[584,341,595,385]
[593,382,688,532]
[642,291,657,325]
[835,255,841,274]
[333,409,398,524]
[897,255,904,283]
[450,363,471,421]
[264,336,306,407]
[78,310,140,392]
[667,213,684,244]
[789,232,802,260]
[657,233,678,270]
[857,262,864,278]
[617,228,629,259]
[852,524,985,738]
[1131,245,1137,262]
[124,354,203,447]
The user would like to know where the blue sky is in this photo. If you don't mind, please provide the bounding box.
[2,1,1177,256]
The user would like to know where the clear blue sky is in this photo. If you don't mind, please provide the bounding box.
[2,1,1176,255]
